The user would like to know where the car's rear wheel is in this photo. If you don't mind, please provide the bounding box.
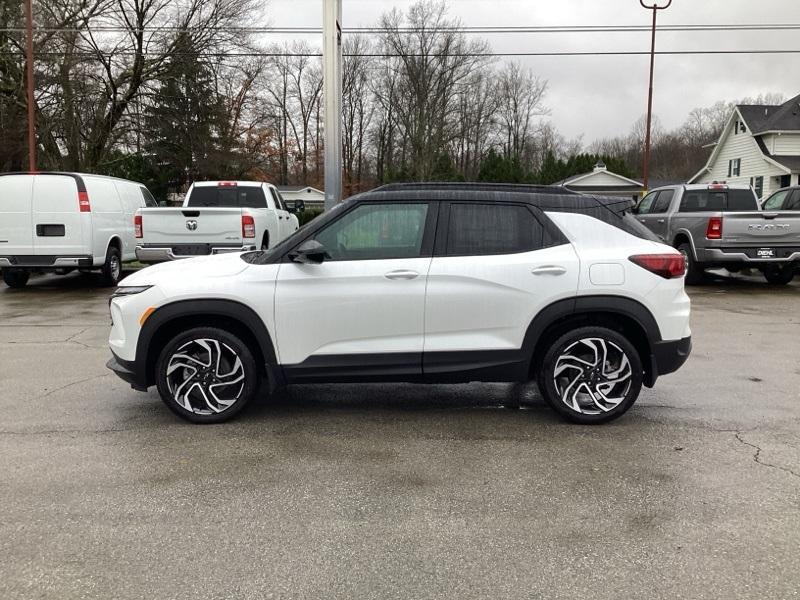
[539,326,643,424]
[155,327,259,423]
[2,269,30,288]
[763,266,794,285]
[678,243,705,285]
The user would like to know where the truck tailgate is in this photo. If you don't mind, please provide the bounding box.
[138,208,244,245]
[721,212,800,246]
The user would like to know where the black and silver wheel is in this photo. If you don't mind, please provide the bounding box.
[763,266,794,285]
[677,243,705,285]
[539,327,643,424]
[101,246,122,286]
[2,269,30,288]
[155,327,259,423]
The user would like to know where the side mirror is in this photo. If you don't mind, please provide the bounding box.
[289,239,328,264]
[289,199,305,214]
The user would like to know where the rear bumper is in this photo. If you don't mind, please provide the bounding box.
[647,335,692,386]
[695,247,800,267]
[135,244,256,263]
[0,255,93,269]
[106,353,149,391]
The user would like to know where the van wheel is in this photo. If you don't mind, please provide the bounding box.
[538,326,643,424]
[2,269,30,289]
[678,243,705,285]
[763,266,794,285]
[101,247,122,286]
[155,327,260,423]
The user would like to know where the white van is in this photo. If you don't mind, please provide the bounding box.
[0,172,158,288]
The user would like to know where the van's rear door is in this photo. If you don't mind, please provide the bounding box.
[31,174,90,256]
[0,175,34,255]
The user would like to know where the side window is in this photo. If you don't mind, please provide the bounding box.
[269,188,284,210]
[140,187,158,208]
[680,191,725,212]
[651,190,674,213]
[276,190,288,211]
[314,203,429,261]
[636,191,658,214]
[446,203,544,256]
[763,190,789,211]
[786,190,800,211]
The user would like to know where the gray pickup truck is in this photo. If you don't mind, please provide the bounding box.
[633,183,800,285]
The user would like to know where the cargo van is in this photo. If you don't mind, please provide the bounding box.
[0,172,158,288]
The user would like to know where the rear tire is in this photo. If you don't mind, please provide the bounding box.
[538,326,643,424]
[678,243,705,285]
[101,246,122,286]
[763,266,794,285]
[2,269,30,288]
[155,327,260,424]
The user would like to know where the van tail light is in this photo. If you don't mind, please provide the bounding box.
[629,254,686,279]
[706,216,723,239]
[78,191,91,212]
[242,215,255,238]
[134,214,142,238]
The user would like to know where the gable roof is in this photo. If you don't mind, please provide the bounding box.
[277,185,324,194]
[555,168,643,189]
[739,93,800,133]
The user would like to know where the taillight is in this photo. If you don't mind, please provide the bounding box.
[218,181,237,187]
[706,216,723,239]
[629,254,686,279]
[78,190,91,212]
[242,215,255,238]
[134,214,142,238]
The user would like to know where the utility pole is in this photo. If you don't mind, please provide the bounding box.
[640,0,671,192]
[24,0,36,172]
[323,0,342,210]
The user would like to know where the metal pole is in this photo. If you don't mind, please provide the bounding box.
[323,0,342,210]
[639,0,671,192]
[24,0,36,172]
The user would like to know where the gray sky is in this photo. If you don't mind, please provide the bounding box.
[264,0,800,144]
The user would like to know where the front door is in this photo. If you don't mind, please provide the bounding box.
[269,188,292,241]
[638,189,674,241]
[274,201,436,380]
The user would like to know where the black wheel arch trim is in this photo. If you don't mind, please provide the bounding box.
[133,299,278,389]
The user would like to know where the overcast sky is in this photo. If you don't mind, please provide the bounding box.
[264,0,799,145]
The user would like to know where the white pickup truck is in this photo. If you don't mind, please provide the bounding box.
[135,181,300,263]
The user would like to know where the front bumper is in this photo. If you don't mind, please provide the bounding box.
[107,353,149,391]
[695,247,800,267]
[647,335,692,386]
[0,255,93,269]
[136,244,256,263]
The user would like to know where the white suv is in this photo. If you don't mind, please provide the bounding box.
[107,183,692,425]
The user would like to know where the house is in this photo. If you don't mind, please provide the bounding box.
[277,185,325,210]
[555,161,645,200]
[690,93,800,199]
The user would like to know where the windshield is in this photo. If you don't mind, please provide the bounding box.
[186,186,266,208]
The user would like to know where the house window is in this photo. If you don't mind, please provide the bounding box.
[750,176,764,199]
[734,122,739,134]
[728,159,741,177]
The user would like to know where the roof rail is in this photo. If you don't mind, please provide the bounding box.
[374,181,578,195]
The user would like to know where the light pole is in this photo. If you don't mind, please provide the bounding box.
[24,0,36,172]
[323,0,342,209]
[639,0,671,192]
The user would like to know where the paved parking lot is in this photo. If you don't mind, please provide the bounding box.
[1,271,799,599]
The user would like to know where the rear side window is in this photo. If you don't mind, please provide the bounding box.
[140,187,158,207]
[680,189,757,212]
[446,203,543,256]
[186,186,266,208]
[651,190,674,213]
[786,190,800,210]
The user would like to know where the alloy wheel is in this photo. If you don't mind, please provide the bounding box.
[552,337,633,415]
[165,338,245,415]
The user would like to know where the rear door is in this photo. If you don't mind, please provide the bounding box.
[32,174,89,256]
[0,175,34,255]
[423,202,579,377]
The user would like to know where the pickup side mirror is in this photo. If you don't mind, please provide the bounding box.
[289,199,305,214]
[289,239,328,264]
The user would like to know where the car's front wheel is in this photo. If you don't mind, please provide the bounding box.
[155,327,260,423]
[539,326,643,424]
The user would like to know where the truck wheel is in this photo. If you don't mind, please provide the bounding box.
[538,326,643,424]
[678,243,705,285]
[763,266,794,285]
[2,269,30,289]
[101,246,122,286]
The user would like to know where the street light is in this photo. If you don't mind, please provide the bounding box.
[640,0,671,192]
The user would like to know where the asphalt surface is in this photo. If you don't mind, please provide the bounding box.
[1,270,798,600]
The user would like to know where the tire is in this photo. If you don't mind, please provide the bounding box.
[538,326,643,425]
[101,246,122,286]
[763,266,794,285]
[2,269,30,288]
[155,327,260,424]
[678,243,705,285]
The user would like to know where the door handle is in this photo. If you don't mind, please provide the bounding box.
[532,265,567,276]
[657,219,665,224]
[384,269,419,280]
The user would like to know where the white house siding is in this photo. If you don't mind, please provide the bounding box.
[573,170,634,186]
[771,133,800,155]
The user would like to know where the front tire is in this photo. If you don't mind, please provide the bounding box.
[763,266,794,285]
[539,327,643,424]
[101,246,122,286]
[678,243,705,285]
[155,327,260,423]
[2,269,30,288]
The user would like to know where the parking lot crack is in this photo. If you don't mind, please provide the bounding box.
[734,431,800,480]
[34,374,109,400]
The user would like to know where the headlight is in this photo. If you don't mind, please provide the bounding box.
[111,285,153,298]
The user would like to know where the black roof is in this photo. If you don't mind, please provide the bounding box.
[739,93,800,133]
